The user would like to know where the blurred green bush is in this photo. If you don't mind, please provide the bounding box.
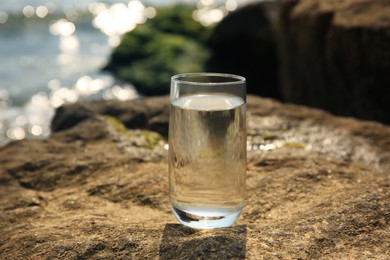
[104,5,211,96]
[104,4,279,98]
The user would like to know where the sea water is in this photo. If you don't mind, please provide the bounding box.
[169,94,246,228]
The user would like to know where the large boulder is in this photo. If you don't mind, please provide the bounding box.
[277,0,390,123]
[0,96,389,258]
[206,2,280,99]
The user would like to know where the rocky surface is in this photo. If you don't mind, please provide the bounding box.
[277,0,390,124]
[0,95,389,259]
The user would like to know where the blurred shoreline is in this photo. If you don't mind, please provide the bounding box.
[0,0,252,146]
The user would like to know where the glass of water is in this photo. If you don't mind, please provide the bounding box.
[169,73,246,229]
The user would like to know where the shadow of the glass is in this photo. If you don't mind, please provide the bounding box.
[159,223,247,259]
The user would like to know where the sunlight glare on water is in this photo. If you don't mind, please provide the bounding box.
[92,1,146,37]
[0,0,254,146]
[36,6,49,18]
[49,19,76,37]
[22,6,35,17]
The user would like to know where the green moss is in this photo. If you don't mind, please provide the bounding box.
[283,142,306,149]
[140,130,164,149]
[104,116,164,149]
[104,5,212,96]
[104,116,128,135]
[262,133,277,141]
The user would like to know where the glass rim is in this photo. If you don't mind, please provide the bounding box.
[172,72,246,86]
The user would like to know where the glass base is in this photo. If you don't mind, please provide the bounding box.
[171,204,243,229]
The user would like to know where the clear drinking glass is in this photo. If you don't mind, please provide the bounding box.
[169,73,246,229]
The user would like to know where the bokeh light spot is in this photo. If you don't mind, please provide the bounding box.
[59,35,80,53]
[48,79,61,91]
[89,3,107,15]
[201,0,214,6]
[66,9,79,22]
[109,36,121,47]
[112,85,137,101]
[0,12,8,24]
[92,0,146,36]
[15,115,27,125]
[23,6,35,18]
[194,7,224,26]
[226,0,238,11]
[36,6,49,18]
[31,125,43,136]
[7,127,26,140]
[50,19,75,37]
[144,7,157,19]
